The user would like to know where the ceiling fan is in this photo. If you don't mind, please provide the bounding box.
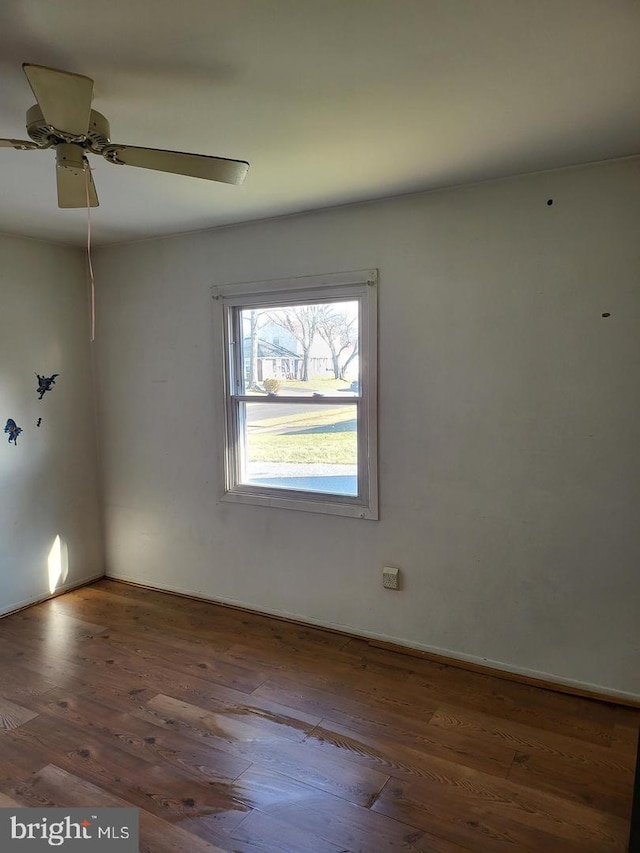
[0,64,249,208]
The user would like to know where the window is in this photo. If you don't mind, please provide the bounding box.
[212,270,378,519]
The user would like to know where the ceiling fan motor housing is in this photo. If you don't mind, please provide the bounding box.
[26,104,111,152]
[55,143,87,174]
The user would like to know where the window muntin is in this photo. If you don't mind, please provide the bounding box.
[213,271,377,519]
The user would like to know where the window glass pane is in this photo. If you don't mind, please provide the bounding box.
[240,402,358,496]
[239,301,359,397]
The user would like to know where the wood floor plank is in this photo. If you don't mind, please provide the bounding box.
[137,693,390,807]
[18,764,228,853]
[0,791,22,807]
[54,598,236,652]
[62,680,157,714]
[21,686,253,787]
[371,759,629,852]
[0,661,59,704]
[0,625,269,697]
[0,580,637,852]
[73,667,324,751]
[0,640,149,698]
[224,640,416,698]
[118,710,253,785]
[612,716,640,755]
[11,714,251,831]
[507,749,634,819]
[229,808,472,853]
[93,580,351,649]
[57,583,348,662]
[429,702,634,815]
[228,764,431,852]
[305,717,517,780]
[227,809,357,853]
[0,695,39,731]
[430,703,634,770]
[253,673,440,736]
[77,629,270,694]
[0,732,54,801]
[146,693,316,745]
[233,737,389,808]
[485,678,616,747]
[0,607,108,638]
[147,676,323,731]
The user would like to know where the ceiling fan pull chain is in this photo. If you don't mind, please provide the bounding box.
[84,162,96,342]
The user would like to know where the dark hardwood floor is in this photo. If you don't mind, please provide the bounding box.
[0,579,637,852]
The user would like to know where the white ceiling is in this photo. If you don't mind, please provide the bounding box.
[0,0,638,246]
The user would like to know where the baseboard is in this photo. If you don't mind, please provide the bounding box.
[0,572,105,619]
[365,640,640,709]
[104,571,640,709]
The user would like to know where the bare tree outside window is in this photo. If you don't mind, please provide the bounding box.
[267,304,324,381]
[246,309,267,389]
[316,305,358,380]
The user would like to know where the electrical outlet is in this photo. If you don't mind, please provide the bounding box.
[382,566,400,590]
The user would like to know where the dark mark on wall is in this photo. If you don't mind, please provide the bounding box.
[602,312,611,318]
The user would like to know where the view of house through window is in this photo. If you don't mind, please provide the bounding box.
[239,301,359,496]
[214,270,378,518]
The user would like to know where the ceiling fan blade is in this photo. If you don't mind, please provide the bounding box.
[102,144,249,185]
[0,138,41,150]
[57,162,99,208]
[56,145,98,208]
[23,63,93,136]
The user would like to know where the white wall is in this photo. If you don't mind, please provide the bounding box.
[0,234,103,614]
[94,158,640,699]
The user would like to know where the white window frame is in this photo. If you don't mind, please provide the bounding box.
[212,270,378,519]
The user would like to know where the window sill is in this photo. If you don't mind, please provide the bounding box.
[220,485,378,520]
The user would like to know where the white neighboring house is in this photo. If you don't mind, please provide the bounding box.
[244,318,358,383]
